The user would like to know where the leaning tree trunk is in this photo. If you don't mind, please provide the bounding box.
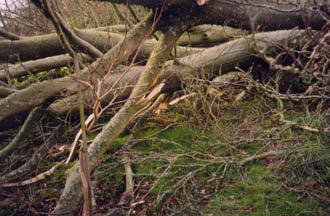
[53,22,182,216]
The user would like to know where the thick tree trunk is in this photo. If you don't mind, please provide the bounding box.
[177,25,245,46]
[101,0,327,30]
[0,29,304,121]
[0,30,134,63]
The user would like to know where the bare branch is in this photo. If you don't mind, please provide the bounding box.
[0,28,22,40]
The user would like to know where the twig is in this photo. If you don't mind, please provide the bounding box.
[76,54,92,216]
[0,107,43,160]
[0,28,22,40]
[0,124,63,184]
[119,155,134,206]
[169,92,197,105]
[279,113,320,133]
[112,3,133,26]
[1,162,63,187]
[239,150,284,166]
[127,5,140,23]
[66,113,95,164]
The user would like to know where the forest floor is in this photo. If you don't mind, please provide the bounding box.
[0,82,329,215]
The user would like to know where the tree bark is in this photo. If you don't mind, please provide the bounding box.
[101,0,327,30]
[0,27,211,63]
[0,54,90,80]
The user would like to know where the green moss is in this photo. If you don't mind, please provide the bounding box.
[287,112,327,129]
[203,165,320,216]
[96,157,125,199]
[49,163,73,187]
[86,95,328,214]
[133,126,203,153]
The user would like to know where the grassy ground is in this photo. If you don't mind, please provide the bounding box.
[91,94,329,215]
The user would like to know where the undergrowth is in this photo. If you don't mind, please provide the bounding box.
[0,75,328,215]
[92,93,329,215]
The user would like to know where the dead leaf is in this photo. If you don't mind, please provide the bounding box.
[154,102,169,115]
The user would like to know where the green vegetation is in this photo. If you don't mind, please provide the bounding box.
[204,165,320,216]
[92,95,329,215]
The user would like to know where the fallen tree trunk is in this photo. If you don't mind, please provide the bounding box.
[0,30,139,63]
[101,0,327,30]
[177,25,245,46]
[98,24,246,46]
[0,30,304,119]
[0,12,156,122]
[48,30,305,114]
[52,26,309,216]
[0,54,91,80]
[0,25,227,63]
[0,24,245,79]
[0,86,16,98]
